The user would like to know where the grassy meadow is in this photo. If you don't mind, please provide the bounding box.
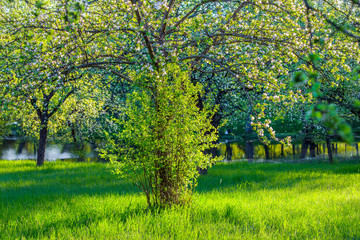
[0,160,360,239]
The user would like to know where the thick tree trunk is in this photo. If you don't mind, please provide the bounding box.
[326,136,333,164]
[281,144,284,158]
[159,166,174,206]
[37,123,48,166]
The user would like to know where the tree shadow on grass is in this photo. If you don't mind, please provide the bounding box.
[1,161,359,217]
[1,201,150,239]
[0,163,144,237]
[0,163,140,206]
[196,161,360,193]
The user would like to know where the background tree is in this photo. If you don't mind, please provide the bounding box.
[292,0,360,147]
[0,1,92,166]
[55,74,107,161]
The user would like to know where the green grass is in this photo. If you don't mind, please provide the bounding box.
[1,160,360,239]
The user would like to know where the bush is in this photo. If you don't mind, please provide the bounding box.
[101,64,219,207]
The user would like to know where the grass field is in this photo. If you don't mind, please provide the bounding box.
[0,160,359,239]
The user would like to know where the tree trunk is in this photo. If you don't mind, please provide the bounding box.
[264,144,270,160]
[299,122,316,159]
[37,123,48,166]
[245,141,254,160]
[292,144,296,160]
[356,143,359,157]
[225,142,233,161]
[17,141,26,154]
[326,136,333,164]
[70,123,85,161]
[281,144,284,158]
[33,142,37,156]
[335,143,338,155]
[244,107,254,161]
[90,142,98,154]
[316,144,319,155]
[61,143,72,153]
[157,162,176,206]
[309,142,316,158]
[300,139,309,159]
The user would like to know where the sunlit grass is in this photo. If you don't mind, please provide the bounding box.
[0,160,359,239]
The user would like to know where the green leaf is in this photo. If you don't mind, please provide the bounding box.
[309,53,320,64]
[308,72,318,81]
[32,11,40,18]
[311,82,321,98]
[314,37,325,47]
[338,123,354,144]
[74,2,84,11]
[293,71,307,84]
[35,0,45,9]
[314,111,322,120]
[354,100,360,109]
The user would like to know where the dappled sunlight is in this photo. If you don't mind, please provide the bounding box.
[0,161,138,206]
